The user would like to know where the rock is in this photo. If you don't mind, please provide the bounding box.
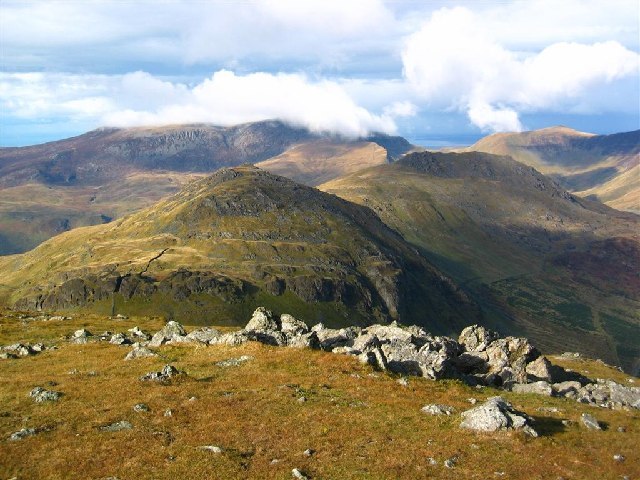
[215,355,253,368]
[148,321,187,347]
[484,337,540,386]
[280,314,309,336]
[421,404,455,415]
[286,331,320,349]
[526,356,554,382]
[315,326,361,350]
[128,326,151,341]
[427,457,437,466]
[245,307,279,332]
[459,325,499,352]
[29,386,62,403]
[215,331,251,346]
[303,448,315,456]
[9,428,37,441]
[124,345,157,360]
[100,420,133,432]
[580,413,601,430]
[511,381,553,396]
[198,445,223,453]
[140,364,184,382]
[109,333,131,345]
[0,352,18,360]
[460,396,537,436]
[613,454,625,462]
[444,457,457,468]
[292,468,309,480]
[133,403,150,412]
[164,408,173,417]
[71,329,93,344]
[297,396,307,403]
[397,377,409,387]
[185,327,221,344]
[553,381,582,397]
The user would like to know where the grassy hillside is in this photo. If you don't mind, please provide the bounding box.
[319,151,640,373]
[467,127,640,213]
[0,311,638,479]
[0,166,475,333]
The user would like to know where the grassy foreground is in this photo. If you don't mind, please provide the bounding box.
[0,312,638,479]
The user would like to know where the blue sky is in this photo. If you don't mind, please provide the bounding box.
[1,0,639,147]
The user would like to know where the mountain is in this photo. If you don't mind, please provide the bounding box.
[466,126,640,213]
[0,166,475,331]
[0,122,414,254]
[319,151,640,373]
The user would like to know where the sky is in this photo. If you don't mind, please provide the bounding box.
[0,0,639,147]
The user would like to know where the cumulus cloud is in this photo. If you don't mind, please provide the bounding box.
[0,70,397,137]
[402,6,640,132]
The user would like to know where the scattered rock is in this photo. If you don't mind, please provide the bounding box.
[215,355,254,368]
[186,327,221,344]
[397,377,409,387]
[292,468,309,480]
[297,396,307,403]
[444,456,457,468]
[617,426,626,433]
[29,386,62,403]
[164,408,173,417]
[467,398,478,405]
[125,345,157,360]
[140,364,184,382]
[109,333,131,345]
[580,413,601,430]
[303,448,315,456]
[460,396,537,436]
[133,403,150,412]
[427,457,437,466]
[71,329,93,344]
[128,326,151,341]
[613,454,625,463]
[511,381,553,396]
[421,404,455,416]
[9,428,37,441]
[198,445,223,453]
[100,420,133,432]
[148,321,187,347]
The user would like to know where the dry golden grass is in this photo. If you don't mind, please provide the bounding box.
[0,312,638,479]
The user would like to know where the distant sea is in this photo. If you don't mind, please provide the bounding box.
[407,135,483,149]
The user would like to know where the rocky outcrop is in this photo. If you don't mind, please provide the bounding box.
[0,342,51,359]
[460,396,538,436]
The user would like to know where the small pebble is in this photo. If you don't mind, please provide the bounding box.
[397,377,409,387]
[133,403,150,412]
[292,468,309,480]
[617,426,626,433]
[467,398,478,405]
[297,396,307,403]
[613,454,625,463]
[199,445,223,453]
[164,409,173,417]
[303,448,315,457]
[427,457,437,466]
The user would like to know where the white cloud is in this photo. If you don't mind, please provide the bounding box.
[0,70,397,137]
[402,6,640,132]
[383,101,418,118]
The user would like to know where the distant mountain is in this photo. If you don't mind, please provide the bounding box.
[0,122,413,254]
[320,151,639,373]
[466,126,640,213]
[0,166,475,331]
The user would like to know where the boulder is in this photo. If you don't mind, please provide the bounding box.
[484,337,540,386]
[128,326,151,341]
[109,333,131,345]
[526,356,554,382]
[140,364,184,382]
[460,396,537,436]
[280,314,309,336]
[148,321,187,347]
[511,381,553,396]
[458,325,499,352]
[286,331,320,349]
[553,381,582,397]
[580,413,601,430]
[421,404,455,415]
[185,327,221,344]
[244,307,279,332]
[29,387,62,403]
[71,329,93,344]
[124,345,157,360]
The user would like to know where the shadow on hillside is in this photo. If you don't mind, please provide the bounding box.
[529,415,567,436]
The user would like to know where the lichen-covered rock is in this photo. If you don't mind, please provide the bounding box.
[525,356,554,382]
[279,314,309,336]
[422,404,455,415]
[458,325,499,352]
[511,381,553,396]
[460,396,537,436]
[148,321,187,347]
[140,364,184,382]
[245,307,279,332]
[185,327,221,344]
[30,386,62,403]
[124,345,157,360]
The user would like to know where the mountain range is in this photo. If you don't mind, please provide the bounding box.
[0,122,637,373]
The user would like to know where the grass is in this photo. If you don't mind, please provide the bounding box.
[0,311,638,479]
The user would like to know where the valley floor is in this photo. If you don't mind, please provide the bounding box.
[0,313,638,479]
